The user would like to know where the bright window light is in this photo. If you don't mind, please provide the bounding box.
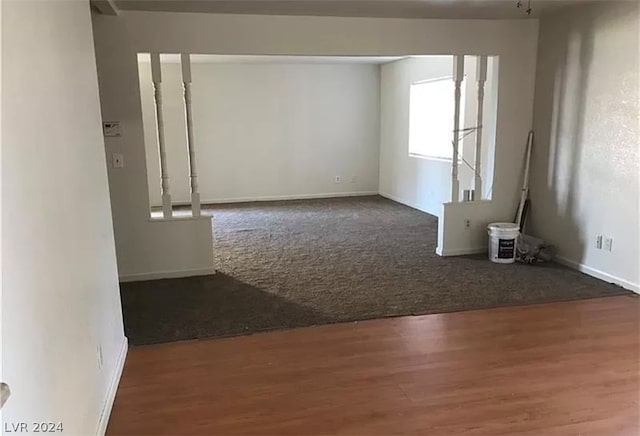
[408,76,465,160]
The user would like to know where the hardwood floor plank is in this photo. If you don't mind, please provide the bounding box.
[108,296,639,435]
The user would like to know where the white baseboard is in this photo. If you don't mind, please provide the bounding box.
[96,337,128,436]
[151,191,379,207]
[555,255,639,293]
[119,267,216,282]
[378,191,439,217]
[436,246,487,257]
[378,191,409,206]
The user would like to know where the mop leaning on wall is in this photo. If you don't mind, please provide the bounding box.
[515,130,555,264]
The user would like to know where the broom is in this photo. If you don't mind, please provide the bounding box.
[515,130,534,231]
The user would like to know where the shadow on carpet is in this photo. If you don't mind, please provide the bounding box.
[121,273,332,345]
[123,196,633,345]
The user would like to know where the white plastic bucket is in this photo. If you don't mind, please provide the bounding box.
[488,223,520,264]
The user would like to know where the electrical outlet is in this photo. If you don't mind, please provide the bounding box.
[351,176,357,184]
[112,153,124,169]
[334,176,341,183]
[604,237,613,252]
[464,219,471,229]
[595,235,603,249]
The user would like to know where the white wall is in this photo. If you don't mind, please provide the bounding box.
[529,1,639,291]
[138,60,380,205]
[0,0,4,423]
[379,55,497,213]
[92,14,215,281]
[438,200,497,255]
[379,56,453,217]
[91,10,538,265]
[2,0,126,433]
[378,55,502,253]
[377,32,536,256]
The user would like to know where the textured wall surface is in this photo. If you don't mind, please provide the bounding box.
[529,1,639,290]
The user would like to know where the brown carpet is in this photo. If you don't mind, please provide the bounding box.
[122,196,632,345]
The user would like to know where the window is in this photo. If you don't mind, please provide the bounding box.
[408,76,465,160]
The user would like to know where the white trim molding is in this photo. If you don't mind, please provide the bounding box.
[436,246,487,257]
[378,191,438,217]
[555,256,639,294]
[151,191,379,207]
[96,337,128,436]
[119,267,216,282]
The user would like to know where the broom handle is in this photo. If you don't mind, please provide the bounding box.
[522,131,534,195]
[516,131,534,227]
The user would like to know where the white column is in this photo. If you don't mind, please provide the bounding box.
[451,55,465,203]
[150,53,172,218]
[474,56,488,201]
[181,53,200,217]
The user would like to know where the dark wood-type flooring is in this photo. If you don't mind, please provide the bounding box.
[108,295,639,435]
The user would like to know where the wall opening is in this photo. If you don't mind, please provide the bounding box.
[404,55,499,202]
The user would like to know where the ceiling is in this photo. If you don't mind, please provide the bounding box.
[114,0,589,19]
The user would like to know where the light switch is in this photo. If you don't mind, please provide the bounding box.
[112,153,124,169]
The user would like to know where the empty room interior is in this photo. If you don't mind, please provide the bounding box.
[2,0,639,435]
